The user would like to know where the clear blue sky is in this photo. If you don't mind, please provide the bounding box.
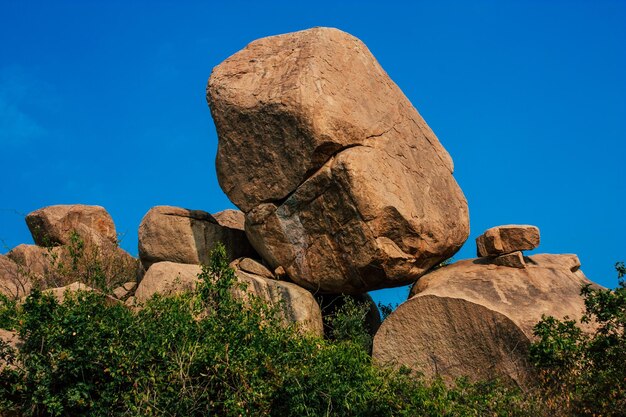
[1,1,624,306]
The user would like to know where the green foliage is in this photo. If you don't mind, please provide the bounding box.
[531,261,626,416]
[1,243,540,416]
[0,293,19,329]
[325,296,372,352]
[377,302,397,321]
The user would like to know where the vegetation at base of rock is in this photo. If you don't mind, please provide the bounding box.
[1,244,543,417]
[530,261,626,416]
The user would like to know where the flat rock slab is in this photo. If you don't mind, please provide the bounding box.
[138,206,257,269]
[476,225,540,257]
[208,27,469,293]
[373,254,598,387]
[26,205,117,247]
[135,261,323,335]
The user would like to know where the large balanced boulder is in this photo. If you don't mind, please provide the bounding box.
[138,206,257,270]
[135,260,323,335]
[207,27,469,294]
[26,205,117,247]
[372,254,596,387]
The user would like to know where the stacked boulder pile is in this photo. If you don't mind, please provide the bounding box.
[372,226,596,386]
[204,27,598,385]
[0,205,138,301]
[0,27,602,386]
[134,205,325,335]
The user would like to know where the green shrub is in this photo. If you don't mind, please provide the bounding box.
[1,243,541,416]
[531,261,626,416]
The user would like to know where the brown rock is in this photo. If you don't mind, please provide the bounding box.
[476,225,540,257]
[138,206,257,269]
[373,254,596,386]
[112,281,137,300]
[373,295,534,386]
[8,241,138,292]
[135,261,323,335]
[7,244,60,279]
[230,257,273,279]
[134,262,200,302]
[42,281,118,305]
[233,268,323,336]
[493,251,526,269]
[124,296,136,307]
[0,254,31,299]
[25,204,117,247]
[208,27,469,293]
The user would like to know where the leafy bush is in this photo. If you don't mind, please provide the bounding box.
[531,262,626,416]
[1,244,542,416]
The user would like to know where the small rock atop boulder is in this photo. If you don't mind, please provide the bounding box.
[230,257,273,279]
[26,205,117,247]
[138,206,257,270]
[0,254,31,299]
[135,261,323,335]
[476,225,540,257]
[208,27,469,294]
[373,254,597,387]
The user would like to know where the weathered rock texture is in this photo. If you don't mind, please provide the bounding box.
[373,254,596,387]
[135,261,323,335]
[0,254,31,299]
[476,225,540,257]
[493,251,526,269]
[138,206,257,269]
[207,27,469,293]
[6,205,138,293]
[26,205,117,247]
[7,241,138,292]
[7,244,60,279]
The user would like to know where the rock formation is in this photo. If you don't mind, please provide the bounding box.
[138,206,257,270]
[207,27,469,294]
[1,205,139,297]
[26,204,117,247]
[372,252,597,387]
[135,260,323,335]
